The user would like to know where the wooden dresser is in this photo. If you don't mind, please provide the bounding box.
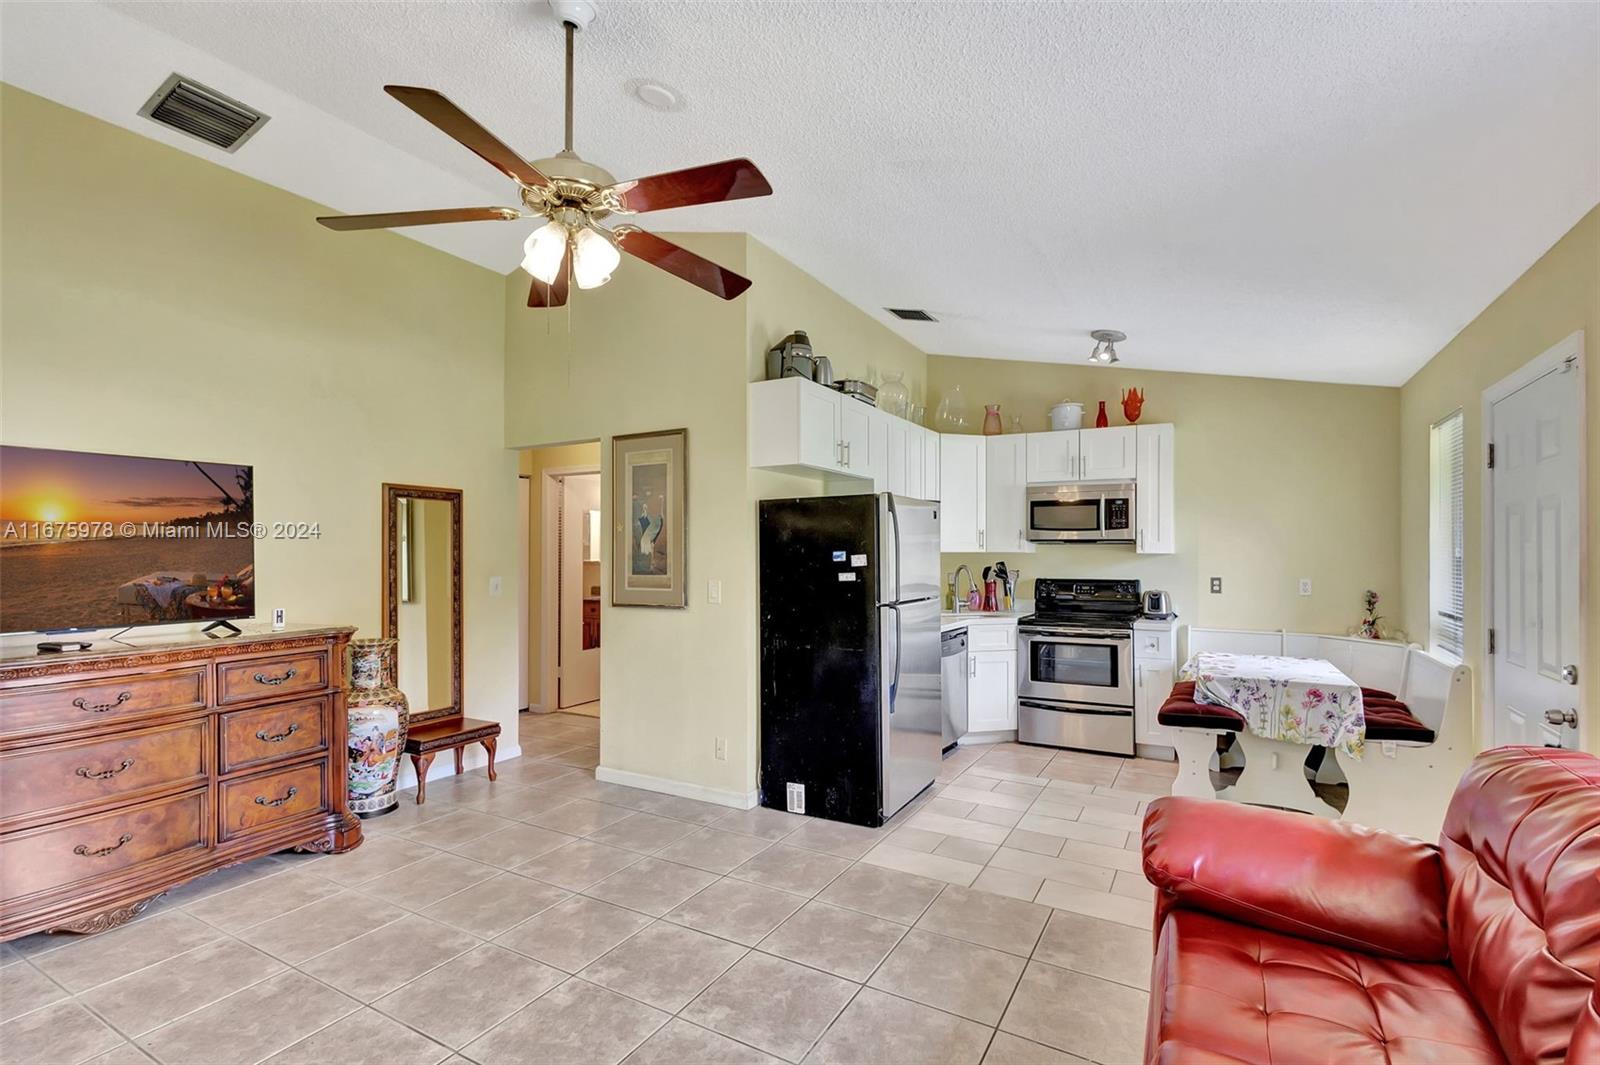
[0,625,362,941]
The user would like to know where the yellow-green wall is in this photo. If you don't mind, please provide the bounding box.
[928,358,1403,633]
[1399,205,1599,752]
[0,86,522,775]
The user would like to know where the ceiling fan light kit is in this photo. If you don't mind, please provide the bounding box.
[1089,329,1126,365]
[314,0,770,308]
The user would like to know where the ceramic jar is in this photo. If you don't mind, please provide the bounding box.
[346,638,409,818]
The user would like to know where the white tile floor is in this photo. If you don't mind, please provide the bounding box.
[0,712,1174,1065]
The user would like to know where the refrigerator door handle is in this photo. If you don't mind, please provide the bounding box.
[886,494,902,605]
[880,603,901,712]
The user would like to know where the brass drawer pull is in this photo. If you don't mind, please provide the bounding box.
[74,834,133,858]
[254,787,299,808]
[252,667,298,686]
[72,691,132,713]
[76,759,136,780]
[256,723,301,743]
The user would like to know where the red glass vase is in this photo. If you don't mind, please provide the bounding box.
[1094,400,1109,428]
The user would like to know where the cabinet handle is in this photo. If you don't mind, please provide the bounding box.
[72,692,131,714]
[254,786,299,808]
[252,667,298,686]
[969,658,977,678]
[256,723,301,743]
[74,834,133,858]
[76,759,135,781]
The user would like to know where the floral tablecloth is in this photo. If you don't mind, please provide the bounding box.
[1179,652,1366,755]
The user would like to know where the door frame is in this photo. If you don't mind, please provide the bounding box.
[1478,329,1586,749]
[540,463,602,713]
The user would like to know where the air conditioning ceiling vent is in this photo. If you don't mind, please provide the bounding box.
[886,308,938,322]
[139,73,269,152]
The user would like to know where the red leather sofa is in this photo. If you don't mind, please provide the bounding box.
[1140,746,1600,1064]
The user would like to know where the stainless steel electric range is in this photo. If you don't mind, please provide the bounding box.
[1017,578,1141,756]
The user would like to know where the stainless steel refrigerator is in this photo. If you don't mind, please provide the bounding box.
[758,493,941,827]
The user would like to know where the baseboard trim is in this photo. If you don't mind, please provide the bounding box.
[595,765,757,810]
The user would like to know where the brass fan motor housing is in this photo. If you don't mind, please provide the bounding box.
[522,151,625,221]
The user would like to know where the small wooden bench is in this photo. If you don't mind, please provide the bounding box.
[404,716,502,804]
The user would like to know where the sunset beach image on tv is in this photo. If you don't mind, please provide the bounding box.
[0,446,255,634]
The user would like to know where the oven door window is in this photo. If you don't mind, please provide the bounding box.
[1031,640,1119,689]
[1030,499,1101,533]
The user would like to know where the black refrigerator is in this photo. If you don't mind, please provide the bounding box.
[758,493,941,827]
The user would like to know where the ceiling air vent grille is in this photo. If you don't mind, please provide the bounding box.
[886,308,937,322]
[139,74,269,152]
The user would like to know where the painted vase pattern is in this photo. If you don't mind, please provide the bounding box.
[346,638,408,818]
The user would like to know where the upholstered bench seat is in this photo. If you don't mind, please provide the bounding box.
[1363,698,1435,743]
[1157,682,1433,743]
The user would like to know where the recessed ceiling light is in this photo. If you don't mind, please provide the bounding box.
[628,79,684,112]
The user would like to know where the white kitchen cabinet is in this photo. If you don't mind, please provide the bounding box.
[1079,426,1137,480]
[1024,426,1134,483]
[839,398,873,477]
[1133,617,1178,754]
[884,418,928,499]
[968,649,1018,732]
[921,429,941,500]
[1135,423,1175,554]
[1025,430,1079,483]
[749,377,847,473]
[984,436,1035,554]
[938,434,986,552]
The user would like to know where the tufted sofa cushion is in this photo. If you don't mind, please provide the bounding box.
[1438,747,1600,1065]
[1148,910,1505,1064]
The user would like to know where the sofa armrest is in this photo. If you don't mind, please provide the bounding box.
[1141,797,1450,962]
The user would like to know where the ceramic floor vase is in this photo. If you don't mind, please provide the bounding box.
[346,638,408,818]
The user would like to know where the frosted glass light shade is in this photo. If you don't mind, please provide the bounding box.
[521,220,568,283]
[571,226,621,290]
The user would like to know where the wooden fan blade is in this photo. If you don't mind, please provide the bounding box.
[527,252,570,308]
[385,85,550,189]
[607,158,771,214]
[316,207,520,231]
[614,228,752,300]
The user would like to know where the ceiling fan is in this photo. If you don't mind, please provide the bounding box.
[316,0,771,307]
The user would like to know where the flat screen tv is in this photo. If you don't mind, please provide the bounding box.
[0,445,255,634]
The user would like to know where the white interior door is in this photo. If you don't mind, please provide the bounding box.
[1490,344,1582,748]
[559,473,602,709]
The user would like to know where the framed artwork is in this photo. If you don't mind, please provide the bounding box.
[611,428,687,608]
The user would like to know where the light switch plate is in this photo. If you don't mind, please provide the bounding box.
[1298,578,1312,596]
[707,579,722,605]
[489,576,503,597]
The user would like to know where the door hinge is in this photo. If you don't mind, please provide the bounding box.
[1487,628,1496,655]
[1487,443,1495,469]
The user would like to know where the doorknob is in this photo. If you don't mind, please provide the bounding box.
[1561,664,1578,685]
[1544,709,1578,728]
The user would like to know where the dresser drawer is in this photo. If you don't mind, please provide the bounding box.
[219,697,328,773]
[0,720,208,825]
[219,761,326,840]
[216,651,329,706]
[0,790,206,902]
[0,668,207,738]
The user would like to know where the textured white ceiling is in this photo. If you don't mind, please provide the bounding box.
[3,1,1596,384]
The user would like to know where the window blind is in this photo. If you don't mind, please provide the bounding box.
[1430,411,1465,658]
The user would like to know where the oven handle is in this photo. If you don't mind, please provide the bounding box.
[1019,699,1133,716]
[1019,628,1132,642]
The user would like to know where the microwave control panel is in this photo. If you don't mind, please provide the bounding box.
[1105,498,1130,530]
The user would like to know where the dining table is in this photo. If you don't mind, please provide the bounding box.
[1175,650,1367,816]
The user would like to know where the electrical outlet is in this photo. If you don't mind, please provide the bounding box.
[1210,577,1223,594]
[714,737,727,761]
[489,576,503,597]
[1298,578,1313,596]
[271,607,286,631]
[785,782,806,815]
[707,579,722,605]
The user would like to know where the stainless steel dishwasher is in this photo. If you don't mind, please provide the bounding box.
[941,627,969,754]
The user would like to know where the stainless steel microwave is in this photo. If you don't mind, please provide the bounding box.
[1026,481,1136,543]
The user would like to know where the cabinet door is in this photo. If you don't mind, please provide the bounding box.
[797,384,843,470]
[1025,431,1079,483]
[1079,427,1137,480]
[885,420,920,497]
[839,400,872,476]
[969,650,1017,732]
[1135,423,1175,554]
[938,435,985,552]
[921,429,941,500]
[985,436,1035,554]
[1134,662,1176,747]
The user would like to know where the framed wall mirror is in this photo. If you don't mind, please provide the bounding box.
[382,483,463,725]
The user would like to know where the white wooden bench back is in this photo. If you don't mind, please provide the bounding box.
[1184,627,1470,745]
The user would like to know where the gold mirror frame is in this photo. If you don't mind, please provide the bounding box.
[381,483,463,725]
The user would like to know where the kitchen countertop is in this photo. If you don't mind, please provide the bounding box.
[941,607,1028,632]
